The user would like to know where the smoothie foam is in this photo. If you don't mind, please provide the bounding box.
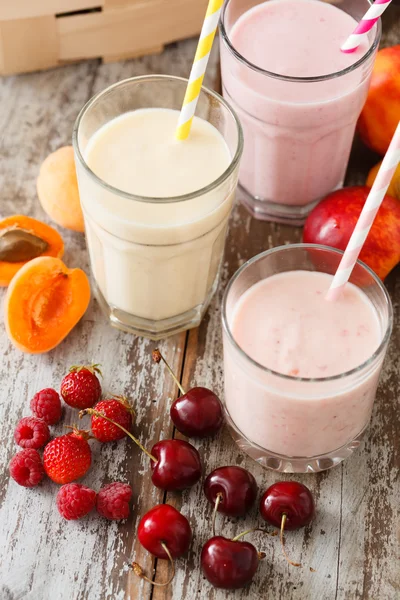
[231,271,381,379]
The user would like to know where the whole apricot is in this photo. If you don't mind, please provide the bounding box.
[367,161,400,201]
[357,45,400,156]
[37,146,84,233]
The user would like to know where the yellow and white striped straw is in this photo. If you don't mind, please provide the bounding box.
[175,0,224,141]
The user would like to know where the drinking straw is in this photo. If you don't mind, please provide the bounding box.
[327,122,400,301]
[341,0,393,53]
[175,0,224,141]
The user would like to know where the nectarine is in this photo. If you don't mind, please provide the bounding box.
[303,186,400,280]
[357,45,400,156]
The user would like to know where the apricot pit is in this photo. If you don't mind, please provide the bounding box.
[0,215,64,286]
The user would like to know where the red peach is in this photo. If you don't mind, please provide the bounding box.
[303,186,400,280]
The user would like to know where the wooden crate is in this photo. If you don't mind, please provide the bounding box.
[0,0,209,76]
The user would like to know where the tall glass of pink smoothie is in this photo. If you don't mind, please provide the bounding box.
[220,0,381,224]
[222,245,392,473]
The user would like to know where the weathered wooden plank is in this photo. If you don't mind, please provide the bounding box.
[152,9,400,600]
[0,38,220,600]
[153,201,343,600]
[0,58,174,600]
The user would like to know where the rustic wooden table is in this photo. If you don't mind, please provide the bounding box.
[1,11,399,600]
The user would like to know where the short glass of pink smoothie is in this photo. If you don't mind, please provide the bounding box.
[222,245,392,473]
[220,0,381,224]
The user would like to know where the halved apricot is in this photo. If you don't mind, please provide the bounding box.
[0,215,64,286]
[5,257,90,354]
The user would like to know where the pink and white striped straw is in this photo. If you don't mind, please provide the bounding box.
[327,122,400,301]
[341,0,392,53]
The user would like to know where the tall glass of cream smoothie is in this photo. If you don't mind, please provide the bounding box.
[73,76,243,339]
[222,245,392,473]
[220,0,381,224]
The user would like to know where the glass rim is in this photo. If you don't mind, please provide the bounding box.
[219,0,382,84]
[72,74,244,204]
[222,243,393,384]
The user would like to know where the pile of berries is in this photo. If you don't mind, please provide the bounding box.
[8,353,317,591]
[9,365,133,522]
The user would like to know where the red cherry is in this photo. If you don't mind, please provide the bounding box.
[204,466,258,517]
[151,440,202,491]
[152,349,223,438]
[259,481,315,530]
[137,504,192,558]
[201,536,262,589]
[132,504,192,588]
[260,481,315,567]
[80,410,202,492]
[170,387,223,438]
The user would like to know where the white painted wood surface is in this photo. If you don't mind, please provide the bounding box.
[0,28,399,600]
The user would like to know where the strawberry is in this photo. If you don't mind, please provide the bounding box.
[91,396,135,443]
[43,428,92,484]
[61,364,102,410]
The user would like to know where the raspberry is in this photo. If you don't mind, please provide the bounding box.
[14,416,50,449]
[91,397,134,443]
[96,482,132,520]
[30,388,62,425]
[9,449,45,487]
[57,483,97,520]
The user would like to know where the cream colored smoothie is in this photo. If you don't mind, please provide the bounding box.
[223,268,387,461]
[75,99,240,337]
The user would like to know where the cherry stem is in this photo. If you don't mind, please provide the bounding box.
[212,492,223,537]
[153,349,186,396]
[280,514,301,568]
[231,527,275,542]
[131,542,175,587]
[79,409,157,463]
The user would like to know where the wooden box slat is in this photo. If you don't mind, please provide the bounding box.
[0,0,208,75]
[0,1,103,21]
[0,16,58,76]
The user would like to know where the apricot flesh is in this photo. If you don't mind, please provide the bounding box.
[37,146,84,233]
[5,257,90,354]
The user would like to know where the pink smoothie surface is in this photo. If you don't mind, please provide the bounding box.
[229,0,368,78]
[223,270,383,457]
[231,271,381,378]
